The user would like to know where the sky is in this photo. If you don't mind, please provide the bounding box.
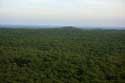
[0,0,124,28]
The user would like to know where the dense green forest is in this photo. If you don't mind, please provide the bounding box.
[0,27,125,83]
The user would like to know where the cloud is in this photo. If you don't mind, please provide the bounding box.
[0,0,124,27]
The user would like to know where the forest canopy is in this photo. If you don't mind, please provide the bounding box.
[0,28,125,83]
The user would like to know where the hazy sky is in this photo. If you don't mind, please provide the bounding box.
[0,0,124,28]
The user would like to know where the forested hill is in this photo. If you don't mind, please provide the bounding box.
[0,27,125,83]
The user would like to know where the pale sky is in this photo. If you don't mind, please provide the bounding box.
[0,0,124,28]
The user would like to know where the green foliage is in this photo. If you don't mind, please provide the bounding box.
[0,28,125,83]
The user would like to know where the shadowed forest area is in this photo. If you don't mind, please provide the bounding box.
[0,27,125,83]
